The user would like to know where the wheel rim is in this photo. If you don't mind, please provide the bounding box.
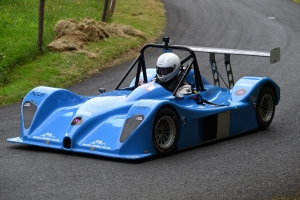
[259,94,274,122]
[154,116,176,149]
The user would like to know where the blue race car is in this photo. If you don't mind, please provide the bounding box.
[7,38,280,159]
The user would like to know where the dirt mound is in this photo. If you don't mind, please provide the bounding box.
[47,18,146,52]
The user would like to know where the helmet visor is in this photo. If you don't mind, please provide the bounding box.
[156,66,174,76]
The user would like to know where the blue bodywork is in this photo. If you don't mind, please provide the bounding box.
[7,41,280,159]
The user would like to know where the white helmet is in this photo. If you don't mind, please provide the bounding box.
[156,53,181,83]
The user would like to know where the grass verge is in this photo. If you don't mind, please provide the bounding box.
[0,0,165,106]
[0,0,105,86]
[272,191,300,200]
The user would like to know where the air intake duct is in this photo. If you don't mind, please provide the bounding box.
[63,137,72,149]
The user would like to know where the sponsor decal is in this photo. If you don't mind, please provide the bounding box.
[136,101,155,110]
[33,132,59,142]
[71,116,83,125]
[235,89,247,96]
[136,116,144,121]
[30,88,48,98]
[83,140,111,150]
[236,82,253,87]
[24,102,31,107]
[140,83,156,91]
[129,114,145,121]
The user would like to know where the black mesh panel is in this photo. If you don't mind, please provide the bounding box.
[23,101,37,129]
[120,115,144,143]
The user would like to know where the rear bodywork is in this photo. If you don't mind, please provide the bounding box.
[8,38,280,159]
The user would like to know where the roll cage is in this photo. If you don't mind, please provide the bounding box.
[115,38,205,96]
[114,37,280,96]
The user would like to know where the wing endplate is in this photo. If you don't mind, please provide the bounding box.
[270,47,280,64]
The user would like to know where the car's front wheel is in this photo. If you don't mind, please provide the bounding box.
[256,86,276,130]
[152,108,179,156]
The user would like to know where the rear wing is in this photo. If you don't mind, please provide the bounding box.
[186,46,280,64]
[184,46,280,89]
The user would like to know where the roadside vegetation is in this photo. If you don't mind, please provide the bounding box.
[0,0,105,87]
[0,0,165,105]
[272,191,300,200]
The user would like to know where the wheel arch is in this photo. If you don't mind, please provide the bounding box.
[260,82,280,105]
[156,104,181,124]
[232,76,280,105]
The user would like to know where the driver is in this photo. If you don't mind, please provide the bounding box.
[155,52,192,95]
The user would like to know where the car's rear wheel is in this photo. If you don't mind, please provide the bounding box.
[256,86,276,130]
[152,108,179,156]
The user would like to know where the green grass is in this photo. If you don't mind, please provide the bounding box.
[293,0,300,3]
[0,0,38,84]
[0,0,105,86]
[0,0,165,105]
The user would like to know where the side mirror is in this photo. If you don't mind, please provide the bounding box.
[99,88,105,93]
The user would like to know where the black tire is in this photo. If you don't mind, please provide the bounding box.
[256,86,276,130]
[152,108,179,156]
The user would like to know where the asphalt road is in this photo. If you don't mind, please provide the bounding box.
[1,0,300,199]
